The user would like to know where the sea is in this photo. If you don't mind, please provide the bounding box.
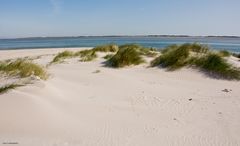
[0,36,240,53]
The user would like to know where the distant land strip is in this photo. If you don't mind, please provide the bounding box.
[1,35,240,40]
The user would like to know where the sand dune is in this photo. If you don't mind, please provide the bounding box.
[0,48,240,146]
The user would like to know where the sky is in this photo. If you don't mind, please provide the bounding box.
[0,0,240,38]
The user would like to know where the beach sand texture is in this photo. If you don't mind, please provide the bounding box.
[0,48,240,146]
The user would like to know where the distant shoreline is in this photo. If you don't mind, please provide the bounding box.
[1,35,240,40]
[1,36,240,53]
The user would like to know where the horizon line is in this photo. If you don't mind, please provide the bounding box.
[1,35,240,40]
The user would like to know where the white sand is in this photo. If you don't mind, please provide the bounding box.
[0,48,240,146]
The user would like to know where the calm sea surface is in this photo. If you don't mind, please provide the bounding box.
[0,36,240,52]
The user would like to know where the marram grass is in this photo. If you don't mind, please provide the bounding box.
[51,45,119,63]
[151,43,240,80]
[0,84,22,94]
[0,59,48,80]
[51,50,75,63]
[218,50,231,57]
[108,45,145,68]
[93,44,119,52]
[192,54,240,80]
[151,44,190,70]
[78,50,97,62]
[103,54,114,60]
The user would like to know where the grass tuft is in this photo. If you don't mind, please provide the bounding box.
[151,44,190,70]
[51,51,75,63]
[160,45,178,54]
[119,44,158,57]
[0,59,48,80]
[108,45,145,68]
[77,50,97,62]
[193,54,240,80]
[103,54,114,60]
[151,43,240,80]
[93,44,119,52]
[218,50,231,57]
[0,84,22,94]
[138,47,159,57]
[186,43,209,53]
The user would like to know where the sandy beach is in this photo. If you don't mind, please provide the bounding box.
[0,48,240,146]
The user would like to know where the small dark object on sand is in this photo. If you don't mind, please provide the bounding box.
[188,98,192,101]
[222,89,232,93]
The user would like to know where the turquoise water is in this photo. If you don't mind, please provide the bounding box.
[0,36,240,52]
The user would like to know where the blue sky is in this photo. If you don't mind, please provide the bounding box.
[0,0,240,38]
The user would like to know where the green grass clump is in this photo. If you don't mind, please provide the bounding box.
[151,44,190,70]
[0,59,48,80]
[119,44,141,49]
[52,51,74,63]
[186,43,209,53]
[138,47,158,57]
[151,43,240,80]
[78,50,97,62]
[0,84,22,94]
[218,50,231,57]
[103,54,114,60]
[108,45,145,68]
[160,43,209,54]
[119,44,158,57]
[93,44,119,52]
[160,45,178,54]
[52,49,98,63]
[193,54,240,80]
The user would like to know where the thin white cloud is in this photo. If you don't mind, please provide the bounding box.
[50,0,62,14]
